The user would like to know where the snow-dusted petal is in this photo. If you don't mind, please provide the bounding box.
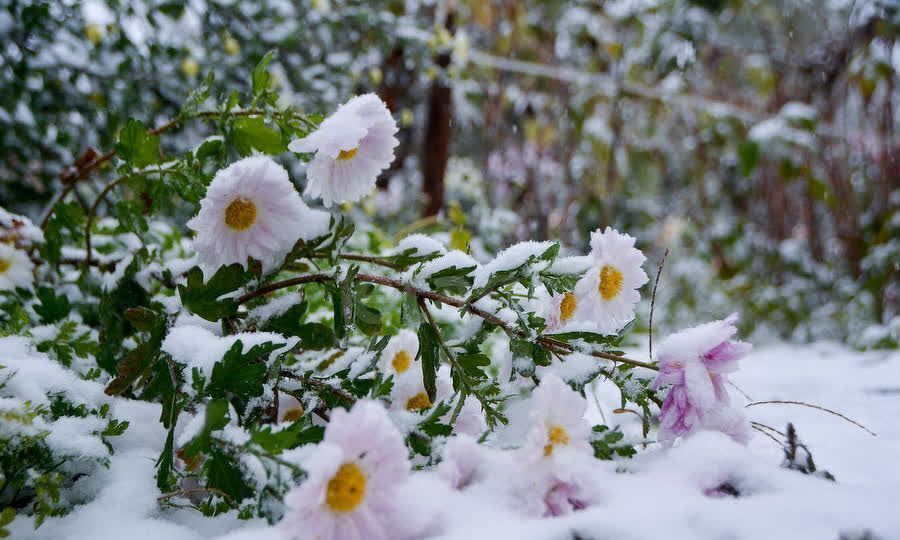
[187,156,329,274]
[0,243,34,291]
[280,400,408,540]
[572,227,648,334]
[523,374,592,461]
[289,94,398,207]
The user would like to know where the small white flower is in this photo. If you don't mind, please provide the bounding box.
[0,243,34,291]
[573,227,648,334]
[378,329,419,379]
[289,94,399,207]
[523,374,592,462]
[389,366,452,413]
[187,156,329,274]
[280,401,409,540]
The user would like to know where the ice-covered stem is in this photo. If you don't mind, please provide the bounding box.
[237,272,658,372]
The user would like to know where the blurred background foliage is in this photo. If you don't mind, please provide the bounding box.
[1,0,898,346]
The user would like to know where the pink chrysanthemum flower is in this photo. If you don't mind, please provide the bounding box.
[523,374,592,461]
[279,400,409,540]
[573,227,648,334]
[288,94,399,207]
[188,156,329,274]
[652,314,753,444]
[543,476,589,517]
[0,243,34,291]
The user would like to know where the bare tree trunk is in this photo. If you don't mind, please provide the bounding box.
[421,8,455,218]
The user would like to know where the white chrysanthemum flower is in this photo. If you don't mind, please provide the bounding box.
[378,329,419,378]
[523,374,592,462]
[573,227,648,334]
[280,401,409,540]
[288,94,399,207]
[187,156,329,274]
[389,366,452,413]
[0,243,34,291]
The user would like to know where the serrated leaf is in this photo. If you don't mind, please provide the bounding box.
[231,116,285,156]
[252,50,277,97]
[33,287,71,324]
[178,264,250,321]
[115,119,159,168]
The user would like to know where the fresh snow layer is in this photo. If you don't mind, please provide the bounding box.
[10,341,900,540]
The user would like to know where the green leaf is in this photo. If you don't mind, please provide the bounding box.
[156,426,175,492]
[181,72,214,117]
[416,322,440,402]
[426,265,475,295]
[104,342,155,396]
[252,50,277,97]
[178,264,251,321]
[184,399,230,457]
[205,450,251,501]
[292,323,337,350]
[738,141,760,177]
[252,422,324,454]
[206,340,278,413]
[456,352,490,380]
[354,300,382,336]
[33,287,71,324]
[231,116,285,156]
[115,119,160,168]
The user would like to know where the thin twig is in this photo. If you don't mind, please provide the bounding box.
[280,370,356,406]
[751,424,787,449]
[648,248,669,359]
[746,400,876,436]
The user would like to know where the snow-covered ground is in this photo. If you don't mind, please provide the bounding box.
[13,342,900,540]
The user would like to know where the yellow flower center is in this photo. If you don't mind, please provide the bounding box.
[0,258,9,274]
[391,350,412,373]
[337,148,359,160]
[406,391,432,411]
[559,292,577,322]
[543,424,569,457]
[224,198,257,231]
[325,463,367,512]
[598,264,624,301]
[282,406,304,423]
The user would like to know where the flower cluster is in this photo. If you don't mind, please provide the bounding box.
[651,315,753,444]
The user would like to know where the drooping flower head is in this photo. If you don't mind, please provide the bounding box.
[187,156,329,274]
[543,476,590,517]
[652,314,753,444]
[523,374,592,461]
[280,400,409,540]
[573,227,648,334]
[0,243,34,291]
[378,329,419,379]
[289,94,399,207]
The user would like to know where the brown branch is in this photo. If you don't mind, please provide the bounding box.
[238,271,658,371]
